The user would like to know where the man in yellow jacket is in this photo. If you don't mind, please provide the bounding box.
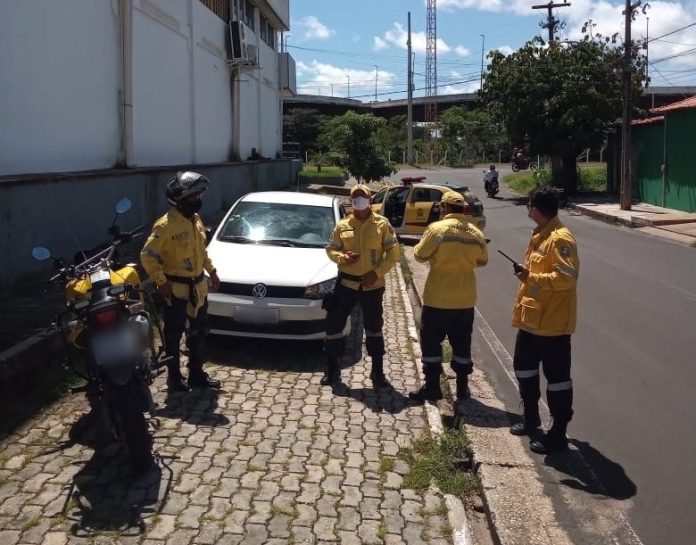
[509,186,579,454]
[323,184,400,393]
[409,191,488,406]
[141,171,221,392]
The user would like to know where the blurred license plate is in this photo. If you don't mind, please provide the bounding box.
[92,329,138,366]
[234,306,278,324]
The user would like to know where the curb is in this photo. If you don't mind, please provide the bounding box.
[394,263,475,545]
[0,328,63,396]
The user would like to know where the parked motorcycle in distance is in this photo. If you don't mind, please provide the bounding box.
[511,154,539,172]
[484,168,500,198]
[32,197,164,473]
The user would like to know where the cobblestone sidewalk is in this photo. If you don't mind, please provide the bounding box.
[0,267,454,545]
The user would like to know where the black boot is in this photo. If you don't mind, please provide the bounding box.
[321,356,346,395]
[509,402,541,436]
[455,373,470,400]
[167,368,190,393]
[369,356,389,389]
[530,420,569,454]
[409,367,443,403]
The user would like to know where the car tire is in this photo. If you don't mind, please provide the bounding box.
[342,305,364,366]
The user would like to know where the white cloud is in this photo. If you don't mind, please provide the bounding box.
[493,45,514,56]
[373,22,472,56]
[436,0,696,82]
[296,60,397,98]
[295,15,335,40]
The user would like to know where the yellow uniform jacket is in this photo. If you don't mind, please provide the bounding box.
[140,208,214,316]
[414,213,488,309]
[512,216,579,336]
[326,212,400,291]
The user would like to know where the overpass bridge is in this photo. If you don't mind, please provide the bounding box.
[283,87,696,120]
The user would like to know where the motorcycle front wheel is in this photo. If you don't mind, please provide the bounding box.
[529,162,539,171]
[511,163,520,172]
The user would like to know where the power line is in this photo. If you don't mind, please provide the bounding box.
[648,61,674,85]
[651,46,696,64]
[647,21,696,43]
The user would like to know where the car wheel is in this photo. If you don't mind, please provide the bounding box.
[342,305,364,366]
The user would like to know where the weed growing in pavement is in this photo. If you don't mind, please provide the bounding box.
[378,520,388,540]
[20,516,41,531]
[398,428,477,498]
[379,455,395,477]
[399,244,413,286]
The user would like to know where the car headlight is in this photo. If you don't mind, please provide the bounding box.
[304,278,337,299]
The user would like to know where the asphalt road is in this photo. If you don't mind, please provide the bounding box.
[396,167,696,545]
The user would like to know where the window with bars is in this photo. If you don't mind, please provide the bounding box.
[198,0,229,20]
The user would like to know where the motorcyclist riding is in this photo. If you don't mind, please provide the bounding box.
[484,165,499,197]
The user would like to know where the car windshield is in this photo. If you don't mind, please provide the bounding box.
[218,201,336,247]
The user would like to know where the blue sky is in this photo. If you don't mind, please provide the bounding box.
[287,0,696,100]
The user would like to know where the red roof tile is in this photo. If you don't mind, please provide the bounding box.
[650,95,696,114]
[632,116,664,126]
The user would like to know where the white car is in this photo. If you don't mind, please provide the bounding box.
[206,191,352,340]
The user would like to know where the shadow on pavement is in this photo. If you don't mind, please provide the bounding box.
[544,438,637,500]
[157,386,229,427]
[346,384,412,415]
[450,396,524,429]
[46,410,170,537]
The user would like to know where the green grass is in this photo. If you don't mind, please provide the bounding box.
[399,244,413,286]
[398,428,478,498]
[504,164,607,195]
[298,166,345,178]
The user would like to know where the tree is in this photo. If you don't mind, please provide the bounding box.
[438,107,511,166]
[375,114,408,161]
[283,108,326,155]
[319,111,397,182]
[480,34,645,193]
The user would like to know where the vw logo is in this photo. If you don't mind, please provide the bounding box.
[252,283,267,299]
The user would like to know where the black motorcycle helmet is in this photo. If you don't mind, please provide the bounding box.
[166,171,210,206]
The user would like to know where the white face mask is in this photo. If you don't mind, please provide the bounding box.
[351,196,370,211]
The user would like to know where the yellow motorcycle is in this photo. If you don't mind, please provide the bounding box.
[32,198,164,473]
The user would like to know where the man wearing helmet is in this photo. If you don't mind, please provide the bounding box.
[141,171,221,392]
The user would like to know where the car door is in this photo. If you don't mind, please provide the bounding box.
[403,187,444,235]
[382,186,410,230]
[370,187,388,216]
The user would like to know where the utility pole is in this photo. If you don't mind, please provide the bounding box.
[480,34,485,89]
[531,1,570,42]
[645,16,650,88]
[620,0,642,210]
[331,83,334,97]
[407,11,413,164]
[346,75,350,98]
[374,65,379,102]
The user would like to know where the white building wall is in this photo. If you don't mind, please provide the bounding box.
[193,4,233,163]
[132,0,192,166]
[0,0,120,176]
[132,0,232,166]
[235,10,281,160]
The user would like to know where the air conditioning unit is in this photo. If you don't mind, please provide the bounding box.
[228,20,257,66]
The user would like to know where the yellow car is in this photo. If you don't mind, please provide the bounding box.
[370,177,486,235]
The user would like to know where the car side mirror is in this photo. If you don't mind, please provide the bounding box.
[205,226,213,245]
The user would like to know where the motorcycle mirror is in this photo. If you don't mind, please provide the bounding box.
[115,197,133,215]
[32,247,52,261]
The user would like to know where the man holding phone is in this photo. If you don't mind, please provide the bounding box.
[322,184,400,393]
